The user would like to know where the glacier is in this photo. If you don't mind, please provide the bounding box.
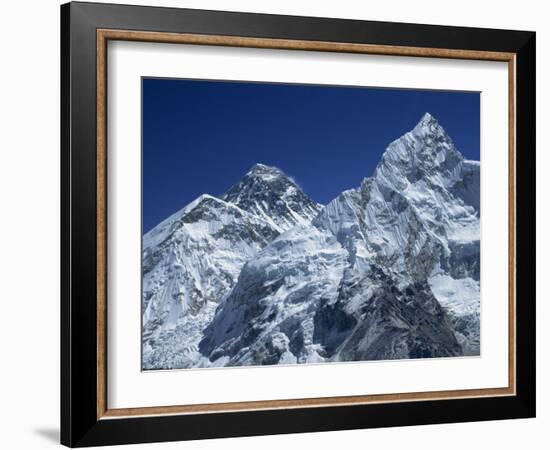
[142,112,480,370]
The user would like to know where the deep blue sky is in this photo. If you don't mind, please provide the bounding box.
[143,78,479,232]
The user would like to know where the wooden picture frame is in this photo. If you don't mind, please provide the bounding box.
[61,1,535,447]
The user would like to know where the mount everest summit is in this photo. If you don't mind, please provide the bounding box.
[142,112,480,370]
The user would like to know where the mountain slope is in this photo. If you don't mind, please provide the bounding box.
[199,113,480,366]
[142,166,322,369]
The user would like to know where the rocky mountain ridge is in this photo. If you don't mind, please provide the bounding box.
[143,113,480,370]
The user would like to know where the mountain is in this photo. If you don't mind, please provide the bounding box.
[142,165,322,369]
[199,113,480,366]
[222,163,321,232]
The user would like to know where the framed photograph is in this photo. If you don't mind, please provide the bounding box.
[61,1,536,447]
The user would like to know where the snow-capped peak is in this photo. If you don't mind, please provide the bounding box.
[198,113,480,368]
[246,163,284,179]
[222,164,321,232]
[411,112,453,143]
[143,112,480,370]
[415,111,438,127]
[373,113,464,192]
[410,110,446,137]
[142,164,323,369]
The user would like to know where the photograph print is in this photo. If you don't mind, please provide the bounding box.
[141,79,480,371]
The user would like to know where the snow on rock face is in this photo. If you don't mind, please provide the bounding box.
[364,113,480,351]
[142,169,322,370]
[144,113,480,370]
[428,273,480,355]
[200,237,463,366]
[199,224,349,365]
[222,163,322,232]
[200,113,480,365]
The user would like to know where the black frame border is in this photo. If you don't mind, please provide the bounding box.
[61,2,535,447]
